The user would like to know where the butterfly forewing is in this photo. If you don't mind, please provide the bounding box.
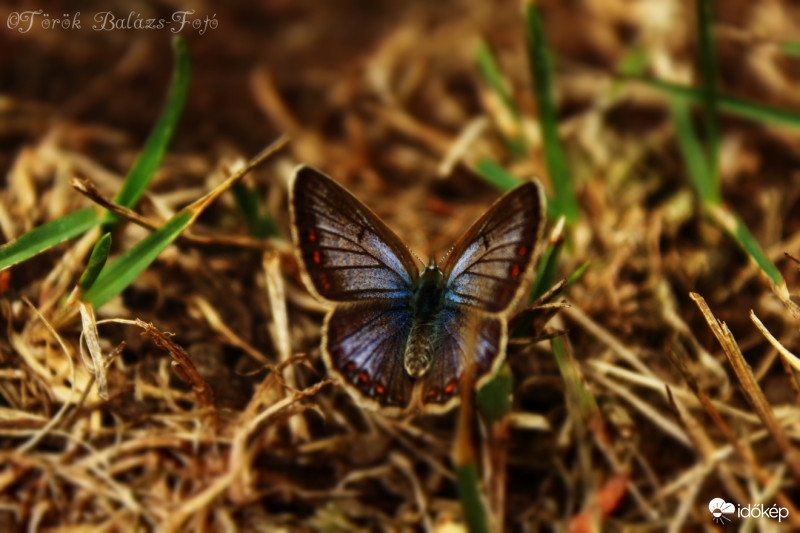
[440,181,545,313]
[290,166,421,302]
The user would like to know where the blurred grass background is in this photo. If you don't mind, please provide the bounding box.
[2,1,800,530]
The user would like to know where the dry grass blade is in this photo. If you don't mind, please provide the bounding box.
[72,177,153,230]
[78,302,107,399]
[6,2,800,529]
[72,176,271,251]
[661,388,727,532]
[690,293,800,487]
[136,318,217,412]
[192,295,269,364]
[665,342,750,506]
[390,452,434,531]
[563,304,654,378]
[771,268,800,321]
[750,311,800,401]
[15,298,80,454]
[264,251,310,441]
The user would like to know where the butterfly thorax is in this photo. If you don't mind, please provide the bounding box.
[404,264,446,378]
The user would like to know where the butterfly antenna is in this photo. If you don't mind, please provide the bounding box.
[408,247,426,268]
[438,245,454,266]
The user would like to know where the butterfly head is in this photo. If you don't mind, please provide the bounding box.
[413,264,445,315]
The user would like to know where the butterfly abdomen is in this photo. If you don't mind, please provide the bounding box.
[404,265,447,378]
[403,319,444,378]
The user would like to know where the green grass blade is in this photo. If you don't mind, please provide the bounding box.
[618,45,650,78]
[78,233,112,292]
[716,91,800,127]
[109,37,191,214]
[475,158,523,191]
[84,210,194,307]
[231,182,281,238]
[732,214,783,285]
[552,336,598,418]
[696,0,721,182]
[477,363,514,423]
[531,240,562,302]
[0,208,100,270]
[567,260,590,288]
[85,136,288,308]
[671,96,721,204]
[476,41,527,155]
[780,41,800,57]
[673,91,782,285]
[525,3,580,223]
[0,37,192,272]
[636,77,800,129]
[477,40,521,121]
[455,462,491,533]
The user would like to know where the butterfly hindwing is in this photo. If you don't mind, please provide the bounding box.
[290,166,420,302]
[440,181,545,313]
[418,305,505,412]
[323,300,415,412]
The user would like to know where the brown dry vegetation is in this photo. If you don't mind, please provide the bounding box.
[2,1,800,531]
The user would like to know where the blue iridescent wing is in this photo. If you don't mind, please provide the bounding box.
[439,181,546,313]
[323,300,415,412]
[290,165,420,302]
[418,305,505,412]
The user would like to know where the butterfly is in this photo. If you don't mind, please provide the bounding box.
[290,165,546,414]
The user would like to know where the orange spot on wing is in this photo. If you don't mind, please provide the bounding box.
[511,264,520,277]
[375,383,386,395]
[308,229,317,242]
[427,388,438,397]
[445,381,456,394]
[359,372,370,383]
[312,251,321,264]
[518,245,528,256]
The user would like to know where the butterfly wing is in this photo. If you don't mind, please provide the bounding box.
[291,166,420,411]
[292,168,545,414]
[440,181,546,313]
[418,305,505,412]
[290,165,421,302]
[418,180,546,412]
[323,300,415,413]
